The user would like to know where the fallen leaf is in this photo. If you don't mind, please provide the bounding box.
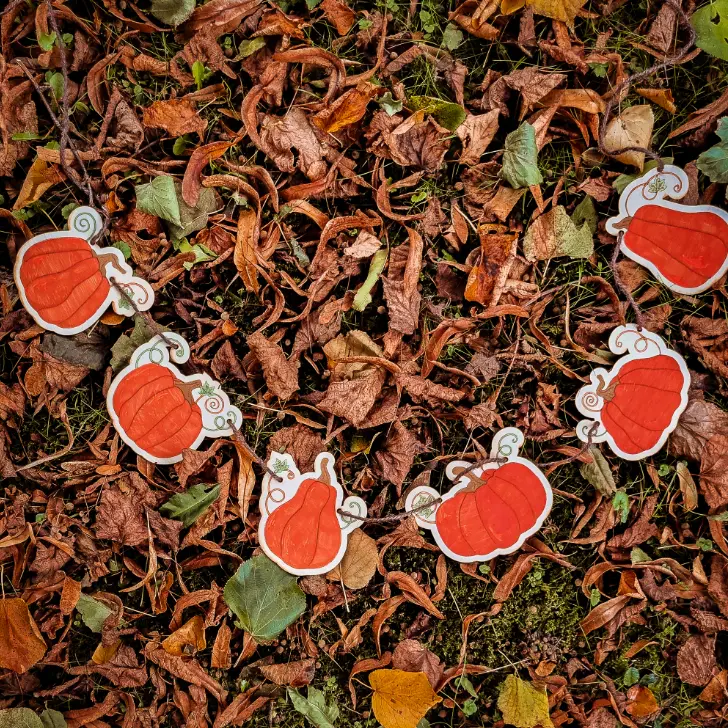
[76,594,114,633]
[625,685,659,717]
[288,686,339,728]
[326,529,379,589]
[676,461,699,511]
[697,117,728,183]
[224,555,306,641]
[151,0,196,25]
[523,205,593,261]
[160,483,221,527]
[321,0,356,34]
[162,615,207,656]
[580,446,616,496]
[375,422,427,493]
[0,709,42,728]
[636,87,677,114]
[602,105,655,169]
[0,598,47,674]
[143,98,207,137]
[692,0,728,62]
[248,331,300,400]
[370,669,442,728]
[457,110,500,165]
[497,674,554,728]
[260,658,316,687]
[13,157,65,210]
[135,175,182,226]
[677,634,717,686]
[235,206,260,294]
[313,84,376,134]
[391,640,443,689]
[502,0,587,27]
[501,122,543,188]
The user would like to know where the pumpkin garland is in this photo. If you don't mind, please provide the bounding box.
[258,451,368,575]
[14,206,155,335]
[607,164,728,294]
[404,428,553,563]
[106,333,243,464]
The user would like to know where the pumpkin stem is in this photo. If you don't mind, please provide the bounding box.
[175,378,206,406]
[594,373,618,402]
[95,252,126,275]
[450,465,488,492]
[611,216,633,231]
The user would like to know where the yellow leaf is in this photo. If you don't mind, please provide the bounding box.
[312,83,376,134]
[602,105,655,170]
[636,87,677,114]
[497,674,554,728]
[370,669,441,728]
[501,0,587,26]
[13,157,65,210]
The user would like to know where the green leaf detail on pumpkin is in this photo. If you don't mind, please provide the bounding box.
[197,381,217,398]
[647,176,667,194]
[273,458,290,474]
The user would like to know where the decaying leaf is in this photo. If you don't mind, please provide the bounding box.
[0,598,47,674]
[162,615,207,656]
[326,529,378,589]
[523,205,593,261]
[500,122,543,189]
[602,105,655,169]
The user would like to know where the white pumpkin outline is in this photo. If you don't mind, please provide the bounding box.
[107,333,243,465]
[404,427,553,563]
[14,206,154,335]
[258,451,367,576]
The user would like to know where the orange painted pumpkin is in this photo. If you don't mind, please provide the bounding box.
[264,478,341,571]
[435,462,548,558]
[17,236,124,330]
[594,354,686,457]
[623,205,728,291]
[112,363,203,460]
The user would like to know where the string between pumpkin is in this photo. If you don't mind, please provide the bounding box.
[609,233,647,331]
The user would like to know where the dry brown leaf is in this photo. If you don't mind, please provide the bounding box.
[676,461,699,511]
[162,615,207,656]
[313,83,376,133]
[677,635,716,687]
[457,110,500,165]
[636,87,677,114]
[259,658,316,687]
[327,529,379,589]
[321,0,357,34]
[602,105,655,169]
[0,597,47,674]
[391,640,443,689]
[501,0,587,26]
[625,685,659,717]
[234,206,260,294]
[248,331,300,400]
[375,422,427,492]
[142,98,207,137]
[13,157,65,210]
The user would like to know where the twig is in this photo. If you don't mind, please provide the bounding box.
[544,422,601,467]
[226,418,284,482]
[609,233,646,330]
[598,0,696,169]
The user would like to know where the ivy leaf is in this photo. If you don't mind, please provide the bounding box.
[353,248,388,312]
[692,0,728,61]
[223,555,306,642]
[288,686,339,728]
[500,122,543,189]
[160,483,221,527]
[697,117,728,183]
[76,594,113,633]
[442,23,464,51]
[0,709,43,728]
[497,674,554,728]
[150,0,196,27]
[135,175,182,227]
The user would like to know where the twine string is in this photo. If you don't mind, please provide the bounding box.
[597,0,696,170]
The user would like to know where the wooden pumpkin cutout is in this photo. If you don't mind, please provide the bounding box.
[14,206,154,335]
[258,451,368,576]
[107,333,243,464]
[575,325,690,461]
[607,164,728,294]
[405,428,552,563]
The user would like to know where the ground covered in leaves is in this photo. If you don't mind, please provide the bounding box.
[3,0,728,727]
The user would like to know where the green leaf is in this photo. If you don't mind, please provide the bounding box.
[110,315,171,372]
[579,446,616,496]
[167,182,217,241]
[224,555,306,642]
[46,72,64,104]
[697,537,714,552]
[630,547,651,564]
[710,511,728,522]
[235,37,267,59]
[523,206,593,261]
[61,202,79,219]
[571,196,598,234]
[288,687,340,728]
[306,0,324,9]
[589,587,600,607]
[113,240,132,260]
[456,676,478,698]
[160,483,221,527]
[612,490,630,524]
[38,31,57,52]
[409,95,466,132]
[462,699,477,717]
[442,23,464,51]
[623,667,640,687]
[500,122,543,189]
[135,175,182,227]
[697,117,728,183]
[0,709,43,728]
[76,594,113,633]
[379,92,403,116]
[192,60,206,90]
[352,248,388,312]
[692,0,728,61]
[173,136,190,156]
[40,710,67,728]
[12,131,43,141]
[151,0,196,26]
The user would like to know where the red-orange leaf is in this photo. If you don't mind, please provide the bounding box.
[0,597,47,674]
